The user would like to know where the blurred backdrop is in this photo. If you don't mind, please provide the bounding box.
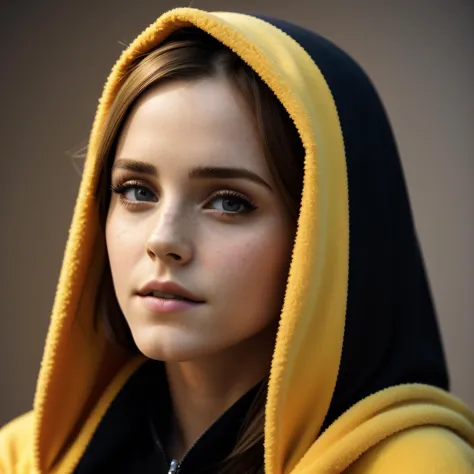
[1,0,473,426]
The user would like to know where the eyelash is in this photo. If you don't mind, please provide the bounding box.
[109,179,258,217]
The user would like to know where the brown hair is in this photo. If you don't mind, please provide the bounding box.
[93,27,304,474]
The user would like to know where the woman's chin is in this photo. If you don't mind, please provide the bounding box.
[131,329,217,362]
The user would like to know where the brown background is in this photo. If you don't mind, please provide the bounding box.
[1,0,473,426]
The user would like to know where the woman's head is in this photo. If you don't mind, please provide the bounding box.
[95,27,304,362]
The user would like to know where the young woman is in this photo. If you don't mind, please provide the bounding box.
[1,8,473,474]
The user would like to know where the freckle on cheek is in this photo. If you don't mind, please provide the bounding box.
[114,224,131,240]
[231,247,254,267]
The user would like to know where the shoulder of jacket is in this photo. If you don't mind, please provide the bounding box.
[346,426,474,474]
[0,411,35,473]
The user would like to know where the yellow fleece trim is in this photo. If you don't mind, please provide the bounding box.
[293,383,474,472]
[0,412,35,473]
[346,426,474,474]
[50,356,146,474]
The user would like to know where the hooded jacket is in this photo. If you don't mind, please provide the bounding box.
[1,7,473,474]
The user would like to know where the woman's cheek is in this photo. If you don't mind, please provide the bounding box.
[108,219,146,258]
[107,222,142,291]
[212,236,277,294]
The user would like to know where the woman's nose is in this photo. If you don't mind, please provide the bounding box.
[145,209,193,264]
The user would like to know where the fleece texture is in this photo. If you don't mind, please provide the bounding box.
[1,8,473,474]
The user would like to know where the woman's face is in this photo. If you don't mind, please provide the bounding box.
[105,77,295,362]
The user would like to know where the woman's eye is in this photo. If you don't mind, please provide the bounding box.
[208,193,256,214]
[110,182,157,205]
[123,185,155,202]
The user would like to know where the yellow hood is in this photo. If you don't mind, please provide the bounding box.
[1,7,473,474]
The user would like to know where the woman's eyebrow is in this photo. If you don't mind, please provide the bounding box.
[112,159,157,176]
[189,166,273,192]
[112,159,273,192]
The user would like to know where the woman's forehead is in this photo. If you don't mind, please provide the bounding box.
[114,78,272,179]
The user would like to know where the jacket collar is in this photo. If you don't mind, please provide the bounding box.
[74,360,265,473]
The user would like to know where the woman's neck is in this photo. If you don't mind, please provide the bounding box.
[163,324,276,460]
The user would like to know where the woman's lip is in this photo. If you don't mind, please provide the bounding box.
[137,280,203,303]
[138,295,203,313]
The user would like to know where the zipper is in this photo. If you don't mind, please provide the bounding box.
[165,419,215,473]
[151,416,212,473]
[168,459,180,473]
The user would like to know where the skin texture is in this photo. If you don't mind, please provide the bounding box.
[105,77,295,458]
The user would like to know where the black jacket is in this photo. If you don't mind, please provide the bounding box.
[74,361,264,473]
